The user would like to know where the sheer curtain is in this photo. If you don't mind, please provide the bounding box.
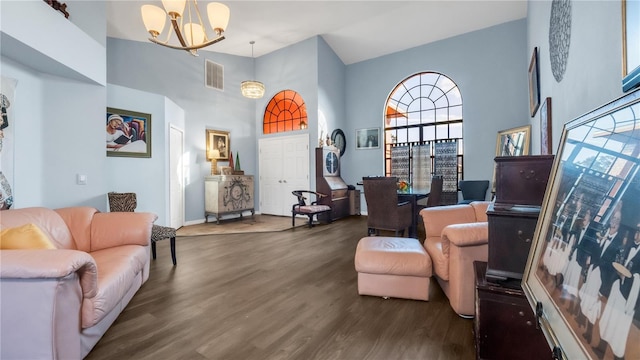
[412,144,431,193]
[390,146,410,183]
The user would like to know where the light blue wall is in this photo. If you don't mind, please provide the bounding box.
[343,19,529,199]
[318,36,347,136]
[107,84,179,225]
[527,0,623,153]
[318,36,347,185]
[107,37,257,222]
[1,0,107,210]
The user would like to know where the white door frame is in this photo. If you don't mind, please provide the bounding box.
[169,124,185,229]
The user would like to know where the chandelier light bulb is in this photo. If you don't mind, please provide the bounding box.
[140,1,230,55]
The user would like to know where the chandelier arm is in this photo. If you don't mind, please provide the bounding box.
[192,0,209,42]
[170,18,189,48]
[148,36,226,51]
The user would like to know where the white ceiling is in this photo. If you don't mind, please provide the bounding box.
[107,1,527,64]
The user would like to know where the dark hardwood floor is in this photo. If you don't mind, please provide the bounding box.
[86,216,474,360]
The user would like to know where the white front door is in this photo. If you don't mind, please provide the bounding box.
[259,134,309,216]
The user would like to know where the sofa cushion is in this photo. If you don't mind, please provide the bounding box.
[1,223,56,249]
[355,237,432,277]
[55,207,99,253]
[0,207,76,249]
[81,245,148,328]
[470,201,490,222]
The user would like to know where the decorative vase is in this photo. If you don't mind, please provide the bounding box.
[229,152,235,171]
[235,152,241,170]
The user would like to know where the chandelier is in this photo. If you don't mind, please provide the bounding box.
[141,1,230,56]
[241,41,265,99]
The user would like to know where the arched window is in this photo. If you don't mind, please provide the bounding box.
[384,72,463,204]
[263,90,308,134]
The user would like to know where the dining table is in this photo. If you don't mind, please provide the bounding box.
[397,189,429,238]
[357,181,429,238]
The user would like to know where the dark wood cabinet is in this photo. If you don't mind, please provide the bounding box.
[494,155,554,207]
[474,261,551,360]
[315,147,350,221]
[486,203,540,282]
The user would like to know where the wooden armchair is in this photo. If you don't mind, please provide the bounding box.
[291,190,332,228]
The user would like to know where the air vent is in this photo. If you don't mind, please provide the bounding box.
[205,60,224,90]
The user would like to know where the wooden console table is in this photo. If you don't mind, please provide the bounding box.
[204,175,255,224]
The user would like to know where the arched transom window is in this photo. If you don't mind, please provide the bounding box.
[384,72,463,204]
[263,90,308,134]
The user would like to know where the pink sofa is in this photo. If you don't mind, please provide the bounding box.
[0,206,157,359]
[419,201,490,317]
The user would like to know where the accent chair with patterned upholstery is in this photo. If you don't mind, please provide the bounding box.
[107,192,177,265]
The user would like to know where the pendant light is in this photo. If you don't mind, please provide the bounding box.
[241,41,265,99]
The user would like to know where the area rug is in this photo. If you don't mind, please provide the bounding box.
[176,214,304,236]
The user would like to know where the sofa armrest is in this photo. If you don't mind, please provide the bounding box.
[420,204,479,238]
[0,249,98,299]
[442,222,488,247]
[1,249,96,359]
[90,212,157,252]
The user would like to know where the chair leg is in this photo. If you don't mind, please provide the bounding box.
[151,241,157,260]
[292,213,296,227]
[170,237,176,266]
[308,215,313,228]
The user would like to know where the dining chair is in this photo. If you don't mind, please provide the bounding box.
[362,176,412,236]
[458,180,490,204]
[107,192,177,265]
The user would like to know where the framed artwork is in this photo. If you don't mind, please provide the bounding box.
[529,47,541,117]
[492,125,531,193]
[540,97,553,155]
[206,129,229,161]
[495,125,531,157]
[106,107,151,158]
[623,0,640,92]
[522,88,640,360]
[356,127,380,149]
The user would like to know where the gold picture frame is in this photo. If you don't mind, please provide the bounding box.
[206,129,230,161]
[523,88,640,359]
[492,125,531,193]
[495,125,531,157]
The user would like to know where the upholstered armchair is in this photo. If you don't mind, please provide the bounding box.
[458,180,490,204]
[419,201,490,317]
[362,176,412,237]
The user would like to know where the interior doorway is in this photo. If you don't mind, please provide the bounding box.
[259,134,309,216]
